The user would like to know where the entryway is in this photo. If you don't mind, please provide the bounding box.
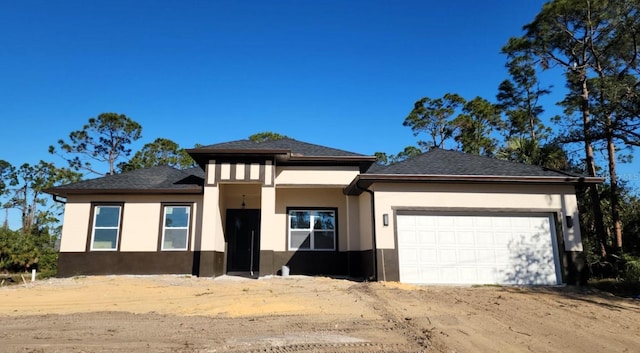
[226,209,261,276]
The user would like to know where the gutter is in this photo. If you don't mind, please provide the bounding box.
[52,195,67,204]
[353,179,378,282]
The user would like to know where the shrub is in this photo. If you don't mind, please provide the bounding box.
[623,255,640,284]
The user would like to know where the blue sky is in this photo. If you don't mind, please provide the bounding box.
[1,1,637,227]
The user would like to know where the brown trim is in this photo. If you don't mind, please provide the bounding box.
[395,207,563,215]
[285,207,339,252]
[46,188,203,197]
[345,174,605,195]
[86,202,124,252]
[553,212,566,283]
[258,250,373,279]
[57,251,215,277]
[157,203,194,252]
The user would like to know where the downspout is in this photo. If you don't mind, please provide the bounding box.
[355,180,378,282]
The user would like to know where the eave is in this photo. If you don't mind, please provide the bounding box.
[344,174,605,195]
[43,187,204,198]
[187,148,377,172]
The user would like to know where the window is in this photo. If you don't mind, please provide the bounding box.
[161,205,191,250]
[90,205,122,251]
[288,209,336,251]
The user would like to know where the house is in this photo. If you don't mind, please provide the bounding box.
[44,138,602,285]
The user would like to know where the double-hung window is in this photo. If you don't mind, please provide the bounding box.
[90,205,122,251]
[288,209,336,251]
[161,205,191,251]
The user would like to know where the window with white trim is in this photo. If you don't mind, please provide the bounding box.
[288,209,336,251]
[90,205,122,251]
[161,205,191,250]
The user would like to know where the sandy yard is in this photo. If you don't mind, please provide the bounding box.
[1,275,639,353]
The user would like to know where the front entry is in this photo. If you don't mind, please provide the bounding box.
[225,209,261,276]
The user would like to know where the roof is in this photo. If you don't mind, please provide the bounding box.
[345,149,603,195]
[187,138,377,171]
[196,138,366,157]
[44,166,204,197]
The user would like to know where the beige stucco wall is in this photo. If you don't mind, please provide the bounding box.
[370,183,583,251]
[59,194,203,252]
[358,192,373,250]
[275,166,359,186]
[270,188,352,252]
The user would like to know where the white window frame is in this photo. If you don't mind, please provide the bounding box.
[161,205,191,251]
[90,205,122,251]
[288,209,336,251]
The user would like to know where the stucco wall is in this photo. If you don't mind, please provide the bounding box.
[272,188,353,252]
[370,183,582,251]
[275,166,360,186]
[59,194,203,252]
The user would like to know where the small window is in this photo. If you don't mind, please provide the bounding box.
[90,205,121,251]
[161,205,191,250]
[288,209,336,251]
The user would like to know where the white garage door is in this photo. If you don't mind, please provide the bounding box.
[397,213,562,285]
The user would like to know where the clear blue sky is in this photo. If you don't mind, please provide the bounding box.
[1,1,637,227]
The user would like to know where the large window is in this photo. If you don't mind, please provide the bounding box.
[288,209,336,251]
[90,205,122,251]
[161,205,191,251]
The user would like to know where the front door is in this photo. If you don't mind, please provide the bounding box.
[226,209,261,275]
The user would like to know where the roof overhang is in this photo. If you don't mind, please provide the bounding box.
[43,187,203,198]
[344,173,605,195]
[187,148,377,172]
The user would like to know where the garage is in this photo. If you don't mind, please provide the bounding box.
[396,213,562,285]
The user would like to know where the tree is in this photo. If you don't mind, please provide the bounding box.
[497,137,569,170]
[451,97,503,156]
[507,0,640,256]
[118,138,196,172]
[249,132,289,142]
[497,48,551,143]
[374,146,422,166]
[403,93,465,150]
[0,160,10,196]
[50,113,142,176]
[5,161,80,234]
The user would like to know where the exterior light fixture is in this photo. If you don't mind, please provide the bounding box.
[565,215,573,228]
[383,213,389,226]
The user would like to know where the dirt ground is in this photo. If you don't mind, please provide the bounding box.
[1,275,639,353]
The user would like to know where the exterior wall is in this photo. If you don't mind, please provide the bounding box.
[273,188,348,251]
[370,182,585,284]
[57,193,212,277]
[371,183,582,252]
[60,194,203,252]
[255,187,370,278]
[275,166,360,186]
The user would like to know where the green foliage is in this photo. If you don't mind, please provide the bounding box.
[4,161,80,234]
[623,255,640,284]
[403,93,465,150]
[118,138,196,172]
[452,97,503,156]
[249,132,289,142]
[0,227,57,276]
[374,146,422,166]
[496,138,568,170]
[50,112,142,175]
[497,46,551,142]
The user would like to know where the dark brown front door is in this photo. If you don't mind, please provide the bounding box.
[226,209,260,274]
